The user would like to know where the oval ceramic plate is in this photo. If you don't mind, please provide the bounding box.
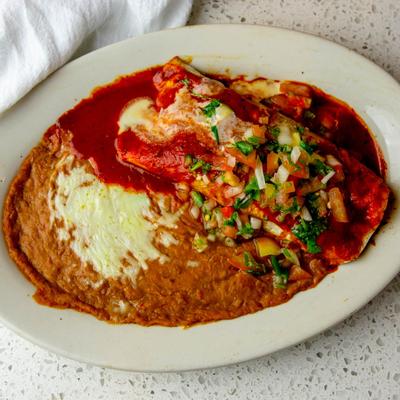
[0,25,399,372]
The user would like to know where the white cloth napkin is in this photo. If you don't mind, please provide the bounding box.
[0,0,193,113]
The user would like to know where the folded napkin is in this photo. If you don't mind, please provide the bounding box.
[0,0,193,113]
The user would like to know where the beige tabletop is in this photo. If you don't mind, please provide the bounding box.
[1,1,399,399]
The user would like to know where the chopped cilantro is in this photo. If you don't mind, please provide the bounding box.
[291,218,327,254]
[269,126,281,138]
[202,99,221,118]
[305,193,319,219]
[233,177,261,210]
[300,140,317,155]
[296,125,305,134]
[311,159,333,176]
[270,256,289,288]
[211,125,219,144]
[266,140,292,153]
[247,136,260,146]
[275,197,300,215]
[234,141,254,155]
[224,211,239,226]
[201,162,211,174]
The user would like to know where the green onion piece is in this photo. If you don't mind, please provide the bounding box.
[181,78,190,87]
[211,125,220,144]
[233,195,252,210]
[189,158,212,174]
[190,159,203,171]
[238,223,254,238]
[243,251,267,276]
[282,248,300,266]
[270,255,289,288]
[202,99,221,118]
[296,125,305,134]
[191,191,204,207]
[234,141,253,156]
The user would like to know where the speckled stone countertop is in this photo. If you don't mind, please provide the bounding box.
[1,1,399,399]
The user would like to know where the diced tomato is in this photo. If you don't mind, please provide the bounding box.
[281,181,296,193]
[213,156,234,172]
[221,206,234,218]
[266,152,280,175]
[283,157,309,179]
[223,225,237,238]
[252,125,266,144]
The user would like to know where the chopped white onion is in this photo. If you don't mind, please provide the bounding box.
[235,215,243,230]
[215,175,224,186]
[250,217,262,230]
[202,174,210,184]
[290,146,301,164]
[326,154,341,167]
[244,127,254,140]
[255,158,266,189]
[301,206,313,221]
[321,170,336,185]
[207,233,216,242]
[215,209,224,227]
[263,220,283,236]
[190,205,200,219]
[203,198,217,211]
[275,165,290,183]
[319,190,328,202]
[227,154,236,167]
[277,124,293,145]
[224,184,244,198]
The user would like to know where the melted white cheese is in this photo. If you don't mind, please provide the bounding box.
[48,157,180,282]
[118,97,157,134]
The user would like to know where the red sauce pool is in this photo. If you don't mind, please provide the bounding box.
[56,67,175,194]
